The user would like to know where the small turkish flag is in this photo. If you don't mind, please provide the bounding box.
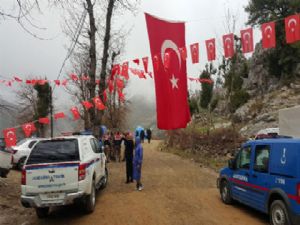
[22,123,36,137]
[81,75,90,81]
[70,73,79,81]
[3,128,17,147]
[133,59,140,65]
[103,89,108,103]
[223,33,235,58]
[26,80,32,85]
[54,112,65,120]
[121,62,129,80]
[261,21,276,49]
[111,64,121,80]
[93,97,106,110]
[108,79,114,93]
[148,72,153,79]
[130,68,146,79]
[205,38,216,61]
[241,28,254,53]
[70,107,81,120]
[54,80,61,86]
[117,89,125,102]
[145,13,191,130]
[116,78,124,90]
[190,43,199,64]
[142,57,149,73]
[38,80,47,85]
[39,117,50,125]
[285,14,300,44]
[14,76,23,82]
[179,47,187,61]
[82,101,93,110]
[61,79,68,86]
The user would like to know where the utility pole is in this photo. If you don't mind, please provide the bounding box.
[49,86,54,138]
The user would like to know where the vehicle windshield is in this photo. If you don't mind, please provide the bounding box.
[26,139,79,165]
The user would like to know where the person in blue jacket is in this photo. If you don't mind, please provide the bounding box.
[133,137,143,191]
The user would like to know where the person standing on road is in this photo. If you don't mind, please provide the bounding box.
[114,131,122,162]
[124,132,134,183]
[133,137,143,191]
[146,128,152,144]
[140,130,145,143]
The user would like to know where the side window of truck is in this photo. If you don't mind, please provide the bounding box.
[254,145,270,173]
[237,146,251,170]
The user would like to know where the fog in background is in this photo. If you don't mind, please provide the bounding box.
[0,0,254,132]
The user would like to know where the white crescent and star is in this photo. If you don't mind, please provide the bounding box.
[225,37,232,49]
[208,42,214,52]
[6,131,15,141]
[288,18,297,32]
[243,32,251,44]
[264,25,273,39]
[161,39,182,90]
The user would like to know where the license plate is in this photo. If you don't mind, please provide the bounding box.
[40,193,64,200]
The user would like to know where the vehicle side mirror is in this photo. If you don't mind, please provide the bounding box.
[228,159,236,170]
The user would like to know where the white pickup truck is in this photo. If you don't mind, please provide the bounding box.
[0,138,13,178]
[21,135,108,218]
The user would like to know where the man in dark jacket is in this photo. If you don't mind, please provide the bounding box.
[140,130,145,143]
[146,128,152,143]
[124,132,134,183]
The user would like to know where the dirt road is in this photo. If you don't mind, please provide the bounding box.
[1,141,268,225]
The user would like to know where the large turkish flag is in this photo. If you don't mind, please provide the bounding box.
[145,13,191,130]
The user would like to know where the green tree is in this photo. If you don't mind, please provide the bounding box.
[34,83,51,137]
[200,63,215,109]
[245,0,300,82]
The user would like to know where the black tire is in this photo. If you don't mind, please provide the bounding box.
[17,157,26,170]
[270,200,291,225]
[100,168,108,189]
[83,179,96,214]
[35,207,49,218]
[220,180,233,204]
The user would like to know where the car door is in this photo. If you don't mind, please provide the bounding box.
[231,145,253,205]
[249,144,271,213]
[92,139,105,177]
[89,139,102,182]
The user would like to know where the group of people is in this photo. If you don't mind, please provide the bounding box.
[101,130,147,191]
[135,128,152,143]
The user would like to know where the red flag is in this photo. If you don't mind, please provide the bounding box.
[142,57,149,73]
[111,64,121,80]
[70,73,78,81]
[145,13,191,130]
[205,38,216,61]
[54,80,61,86]
[96,79,100,85]
[14,76,23,82]
[190,43,199,64]
[22,123,36,137]
[148,72,153,79]
[81,75,90,81]
[103,89,108,103]
[93,97,106,110]
[241,28,254,53]
[82,101,93,110]
[133,59,140,65]
[54,112,65,120]
[179,47,187,61]
[121,62,129,80]
[285,14,300,44]
[38,80,47,85]
[31,80,37,85]
[261,21,276,49]
[116,78,124,90]
[26,80,32,85]
[223,33,235,58]
[117,89,125,102]
[108,79,114,93]
[61,79,68,86]
[199,78,214,84]
[70,107,81,120]
[39,117,50,125]
[130,68,146,79]
[152,54,160,71]
[3,128,17,147]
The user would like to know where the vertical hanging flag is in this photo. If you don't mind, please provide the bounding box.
[93,97,106,110]
[121,62,129,80]
[39,117,50,124]
[82,101,93,110]
[145,13,191,130]
[241,28,254,53]
[190,43,199,64]
[61,79,68,86]
[116,78,124,90]
[205,38,216,61]
[142,57,149,73]
[103,89,108,103]
[54,112,65,120]
[133,59,140,65]
[70,107,81,120]
[261,21,276,49]
[22,123,36,137]
[285,14,300,44]
[70,73,79,81]
[117,89,125,102]
[54,80,61,86]
[3,128,17,147]
[108,79,114,93]
[179,47,187,61]
[223,33,235,58]
[111,64,121,80]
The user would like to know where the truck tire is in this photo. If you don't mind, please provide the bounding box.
[100,167,108,189]
[220,180,233,204]
[84,179,96,214]
[35,207,49,218]
[270,200,291,225]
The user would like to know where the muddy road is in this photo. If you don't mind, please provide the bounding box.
[0,141,268,225]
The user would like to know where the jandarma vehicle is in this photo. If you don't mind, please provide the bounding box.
[217,138,300,225]
[21,135,108,218]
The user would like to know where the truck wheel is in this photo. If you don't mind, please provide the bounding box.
[270,200,291,225]
[84,179,96,214]
[100,168,108,189]
[220,180,233,204]
[35,207,49,218]
[18,157,26,170]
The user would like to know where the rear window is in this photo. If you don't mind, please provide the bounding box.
[26,139,79,165]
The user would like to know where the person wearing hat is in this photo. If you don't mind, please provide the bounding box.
[124,132,134,183]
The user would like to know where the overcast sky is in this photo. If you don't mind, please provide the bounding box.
[0,0,253,112]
